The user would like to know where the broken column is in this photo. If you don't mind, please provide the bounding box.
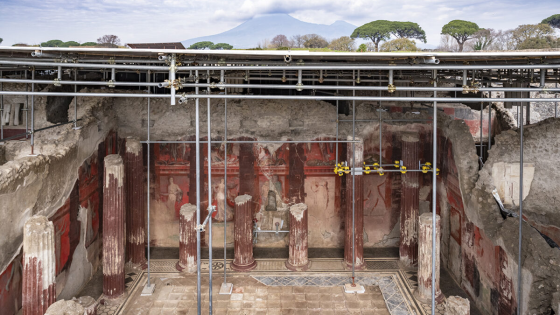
[400,132,420,267]
[231,195,257,271]
[285,203,309,271]
[446,296,470,315]
[45,300,84,315]
[415,213,444,304]
[74,296,98,315]
[22,215,56,315]
[103,154,126,300]
[125,138,146,268]
[344,138,365,270]
[176,203,197,273]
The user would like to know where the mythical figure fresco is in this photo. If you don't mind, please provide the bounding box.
[166,177,183,218]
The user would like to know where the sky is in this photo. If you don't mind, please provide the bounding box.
[0,0,558,48]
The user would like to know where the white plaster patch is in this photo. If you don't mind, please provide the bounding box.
[104,155,124,188]
[125,137,142,155]
[290,203,307,221]
[492,162,534,207]
[235,194,252,205]
[180,204,197,220]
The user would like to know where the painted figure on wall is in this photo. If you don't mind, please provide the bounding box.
[166,177,183,218]
[213,179,234,221]
[309,180,329,210]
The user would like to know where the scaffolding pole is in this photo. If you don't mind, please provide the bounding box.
[431,70,438,315]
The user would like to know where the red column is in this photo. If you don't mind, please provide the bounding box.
[286,203,309,271]
[176,203,197,273]
[344,139,365,270]
[22,215,56,315]
[415,213,444,304]
[231,195,257,271]
[400,132,420,267]
[125,138,146,268]
[103,154,126,300]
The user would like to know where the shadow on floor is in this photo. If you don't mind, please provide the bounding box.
[440,267,483,315]
[147,247,400,260]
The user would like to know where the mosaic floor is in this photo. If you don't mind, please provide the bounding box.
[95,258,446,315]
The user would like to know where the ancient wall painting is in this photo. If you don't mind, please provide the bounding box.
[305,177,342,248]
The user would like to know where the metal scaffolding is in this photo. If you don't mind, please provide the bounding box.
[0,47,556,315]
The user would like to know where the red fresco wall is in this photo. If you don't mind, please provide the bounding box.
[0,131,117,315]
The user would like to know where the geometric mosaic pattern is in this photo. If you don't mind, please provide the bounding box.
[253,274,415,315]
[93,259,449,315]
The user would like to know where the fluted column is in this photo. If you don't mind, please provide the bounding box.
[231,195,257,271]
[415,213,444,304]
[125,138,146,268]
[176,203,197,273]
[22,215,56,315]
[400,132,420,267]
[103,154,126,300]
[344,138,365,270]
[286,203,309,271]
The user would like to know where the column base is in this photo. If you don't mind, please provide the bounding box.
[285,260,310,272]
[127,259,148,271]
[413,288,445,305]
[101,291,128,306]
[343,261,367,271]
[175,261,196,273]
[231,259,257,272]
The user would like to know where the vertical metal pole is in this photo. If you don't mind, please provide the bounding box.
[480,83,483,162]
[556,82,558,119]
[488,101,492,151]
[73,69,79,129]
[195,70,201,315]
[223,84,228,284]
[147,70,152,287]
[0,70,3,142]
[207,70,213,314]
[335,75,339,166]
[30,69,35,155]
[25,70,28,138]
[517,74,525,315]
[432,70,438,315]
[351,69,356,280]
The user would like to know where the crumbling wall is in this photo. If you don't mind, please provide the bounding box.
[0,89,116,279]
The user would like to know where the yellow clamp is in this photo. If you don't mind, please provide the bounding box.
[394,161,400,168]
[400,166,407,174]
[363,162,371,175]
[378,167,384,176]
[436,168,440,176]
[422,162,432,174]
[372,163,380,170]
[387,84,396,93]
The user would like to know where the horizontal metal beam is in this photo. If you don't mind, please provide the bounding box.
[2,59,560,71]
[0,90,557,103]
[139,140,360,144]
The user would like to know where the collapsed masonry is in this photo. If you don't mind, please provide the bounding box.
[0,49,560,315]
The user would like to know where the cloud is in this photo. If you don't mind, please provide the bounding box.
[0,0,558,47]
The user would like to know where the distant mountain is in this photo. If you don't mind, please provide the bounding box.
[181,14,357,49]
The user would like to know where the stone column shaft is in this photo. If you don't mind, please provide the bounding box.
[103,154,126,300]
[344,139,365,269]
[286,203,309,271]
[400,132,420,267]
[177,204,197,273]
[231,195,257,271]
[415,213,444,304]
[23,215,56,315]
[125,138,146,267]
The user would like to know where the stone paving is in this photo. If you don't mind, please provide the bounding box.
[94,258,447,315]
[122,275,391,315]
